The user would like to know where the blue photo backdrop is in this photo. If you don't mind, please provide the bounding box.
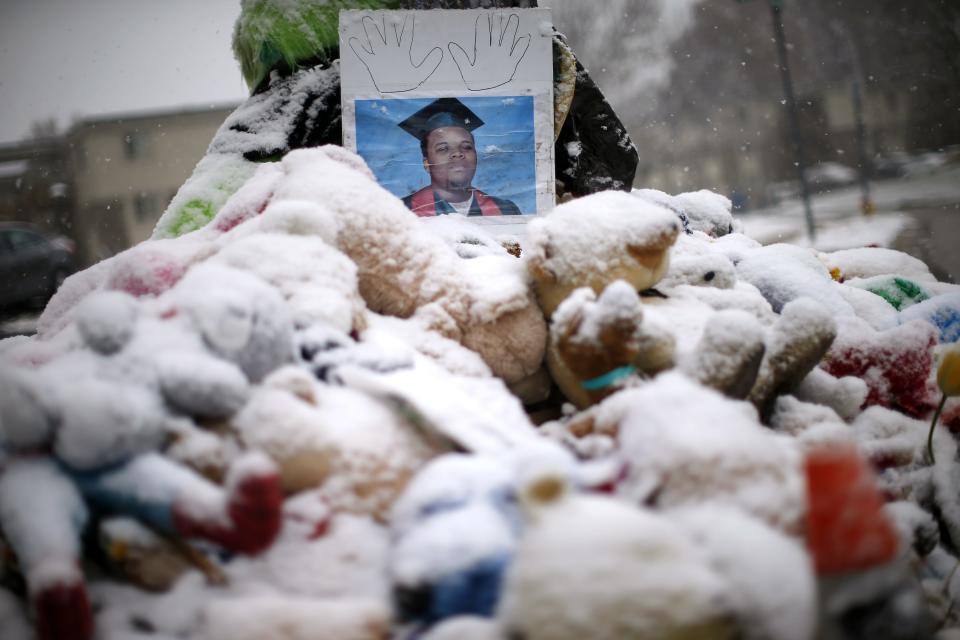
[355,95,536,214]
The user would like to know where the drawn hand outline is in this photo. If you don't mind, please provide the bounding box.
[448,13,531,91]
[348,13,443,93]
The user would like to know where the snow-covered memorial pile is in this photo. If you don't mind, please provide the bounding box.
[4,4,960,640]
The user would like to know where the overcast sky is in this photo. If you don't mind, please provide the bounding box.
[0,0,248,145]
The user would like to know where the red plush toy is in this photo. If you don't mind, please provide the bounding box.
[823,319,939,418]
[804,445,899,574]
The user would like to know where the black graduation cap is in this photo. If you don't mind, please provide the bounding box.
[398,97,484,142]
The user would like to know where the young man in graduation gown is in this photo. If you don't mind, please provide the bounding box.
[399,98,522,217]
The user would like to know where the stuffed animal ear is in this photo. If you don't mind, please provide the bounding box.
[554,306,585,346]
[527,253,557,285]
[627,244,668,270]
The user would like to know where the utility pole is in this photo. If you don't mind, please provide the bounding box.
[846,33,874,216]
[768,0,816,241]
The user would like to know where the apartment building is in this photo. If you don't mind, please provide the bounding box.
[68,104,236,265]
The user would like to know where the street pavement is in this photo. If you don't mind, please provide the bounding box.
[895,203,960,284]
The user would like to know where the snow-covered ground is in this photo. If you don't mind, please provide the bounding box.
[743,165,960,248]
[744,165,960,282]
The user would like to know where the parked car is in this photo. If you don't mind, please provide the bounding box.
[0,222,77,312]
[804,162,858,190]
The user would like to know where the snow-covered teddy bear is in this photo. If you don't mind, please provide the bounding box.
[221,363,444,521]
[541,276,836,417]
[0,263,292,640]
[498,450,817,640]
[522,190,681,407]
[524,190,681,320]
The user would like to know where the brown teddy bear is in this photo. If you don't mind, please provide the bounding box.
[524,190,681,320]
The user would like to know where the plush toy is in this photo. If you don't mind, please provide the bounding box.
[499,465,739,640]
[804,445,933,639]
[615,372,806,533]
[227,363,443,520]
[633,187,737,238]
[524,193,838,416]
[846,274,932,311]
[734,243,856,317]
[524,190,681,320]
[208,204,368,336]
[389,453,521,626]
[791,367,870,423]
[819,246,937,284]
[900,292,960,344]
[39,181,366,342]
[170,311,546,524]
[0,264,292,640]
[388,445,575,629]
[545,281,674,409]
[0,431,282,640]
[96,516,206,592]
[823,316,940,418]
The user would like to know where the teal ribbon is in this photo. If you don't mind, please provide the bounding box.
[581,365,637,391]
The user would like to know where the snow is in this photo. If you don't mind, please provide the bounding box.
[672,505,816,640]
[392,500,516,586]
[0,458,87,590]
[673,189,734,237]
[74,290,139,354]
[792,367,869,422]
[769,395,845,437]
[659,252,737,289]
[743,165,960,250]
[231,380,437,515]
[525,190,681,284]
[901,293,960,343]
[735,243,854,316]
[202,595,390,640]
[421,616,503,640]
[367,313,492,379]
[807,213,912,253]
[168,263,295,382]
[499,493,732,640]
[3,127,960,639]
[0,366,55,449]
[823,246,936,283]
[52,380,169,469]
[551,281,642,350]
[229,511,390,601]
[421,216,511,260]
[154,351,250,418]
[617,372,805,532]
[461,255,533,325]
[211,232,362,334]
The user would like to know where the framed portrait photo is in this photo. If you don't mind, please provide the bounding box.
[340,8,554,223]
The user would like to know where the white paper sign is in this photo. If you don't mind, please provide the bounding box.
[340,8,554,220]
